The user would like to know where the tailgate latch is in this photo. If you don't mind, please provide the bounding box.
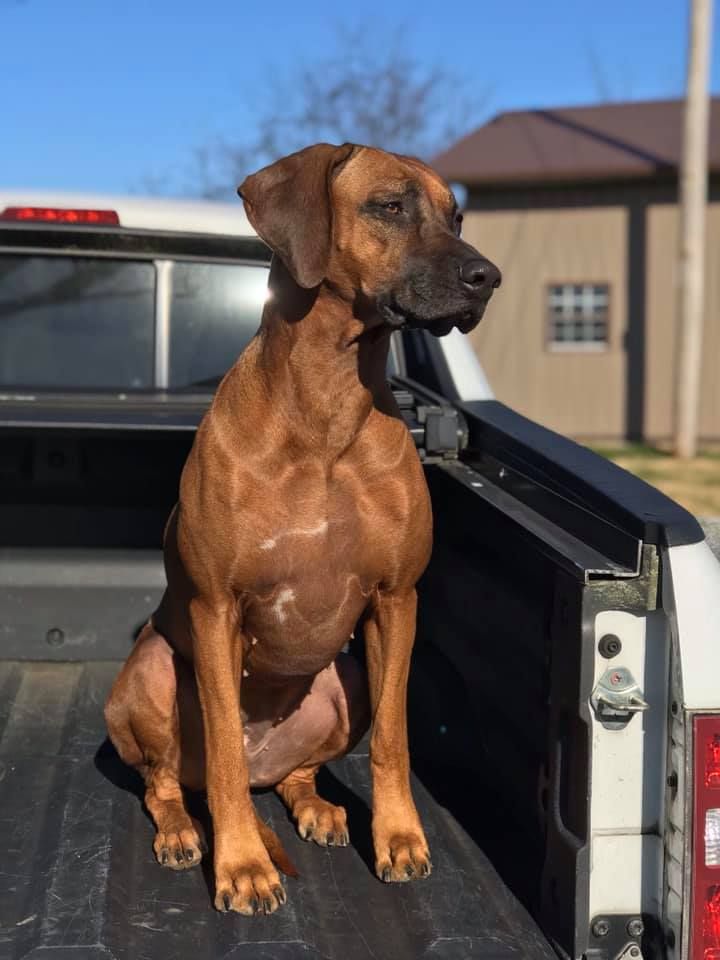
[591,667,649,728]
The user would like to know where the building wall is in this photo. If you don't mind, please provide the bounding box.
[462,206,628,440]
[645,202,720,441]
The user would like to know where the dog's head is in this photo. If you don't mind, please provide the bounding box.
[238,143,501,337]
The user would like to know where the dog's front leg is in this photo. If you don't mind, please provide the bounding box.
[364,588,431,882]
[190,598,286,914]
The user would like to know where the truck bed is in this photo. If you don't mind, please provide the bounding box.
[1,383,705,960]
[0,660,553,960]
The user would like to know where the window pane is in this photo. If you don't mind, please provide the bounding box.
[402,329,445,393]
[386,332,401,378]
[0,255,154,389]
[547,283,609,346]
[169,262,269,388]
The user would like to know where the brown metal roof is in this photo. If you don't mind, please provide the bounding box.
[433,98,720,186]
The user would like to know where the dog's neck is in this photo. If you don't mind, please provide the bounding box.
[247,259,395,458]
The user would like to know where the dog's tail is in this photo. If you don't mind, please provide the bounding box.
[255,811,299,878]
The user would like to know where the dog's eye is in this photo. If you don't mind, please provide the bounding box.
[383,200,404,215]
[454,213,464,236]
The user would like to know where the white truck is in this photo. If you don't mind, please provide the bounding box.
[0,192,718,960]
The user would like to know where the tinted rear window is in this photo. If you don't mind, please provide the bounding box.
[169,262,268,388]
[0,252,400,393]
[0,255,155,389]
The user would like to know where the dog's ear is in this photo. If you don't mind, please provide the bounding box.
[238,143,357,289]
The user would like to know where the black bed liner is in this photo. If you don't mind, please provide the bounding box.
[0,661,553,960]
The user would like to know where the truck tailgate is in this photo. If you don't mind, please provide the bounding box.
[0,661,553,960]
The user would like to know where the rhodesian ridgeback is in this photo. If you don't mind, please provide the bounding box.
[105,142,501,915]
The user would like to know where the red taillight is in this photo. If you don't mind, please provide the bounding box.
[707,735,720,788]
[704,887,720,959]
[0,206,120,225]
[692,716,720,960]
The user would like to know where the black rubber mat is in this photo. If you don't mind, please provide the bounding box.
[0,662,555,960]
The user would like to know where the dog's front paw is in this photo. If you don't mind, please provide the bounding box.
[374,830,432,883]
[214,857,287,915]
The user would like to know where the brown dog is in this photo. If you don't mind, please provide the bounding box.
[104,143,500,916]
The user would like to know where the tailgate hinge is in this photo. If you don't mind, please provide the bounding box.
[393,388,467,462]
[416,404,465,461]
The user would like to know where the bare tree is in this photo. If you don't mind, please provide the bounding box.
[585,43,616,101]
[181,28,487,199]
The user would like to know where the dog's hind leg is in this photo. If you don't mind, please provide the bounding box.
[104,621,206,870]
[277,763,349,847]
[274,652,370,846]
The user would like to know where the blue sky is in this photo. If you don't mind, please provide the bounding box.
[2,0,719,196]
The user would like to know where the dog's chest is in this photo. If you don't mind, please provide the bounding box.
[239,461,425,677]
[241,511,376,676]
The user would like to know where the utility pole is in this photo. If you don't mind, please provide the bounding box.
[675,0,714,458]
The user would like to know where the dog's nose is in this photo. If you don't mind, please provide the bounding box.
[459,258,502,292]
